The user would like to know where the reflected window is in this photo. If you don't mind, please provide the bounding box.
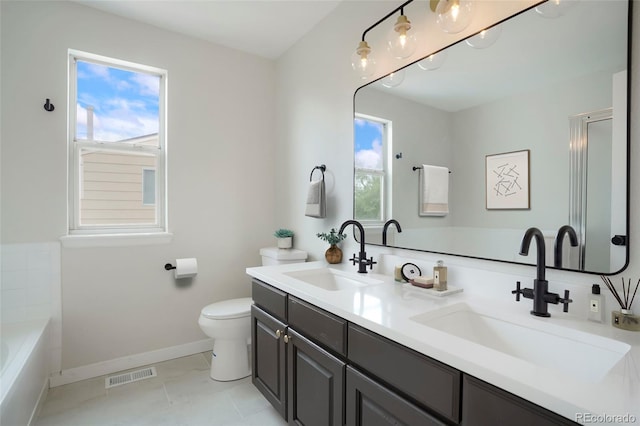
[354,114,391,224]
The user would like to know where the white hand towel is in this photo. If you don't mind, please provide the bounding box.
[305,179,326,218]
[420,165,449,216]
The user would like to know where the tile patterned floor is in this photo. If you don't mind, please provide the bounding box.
[34,353,287,426]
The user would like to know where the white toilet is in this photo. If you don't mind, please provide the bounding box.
[198,247,307,381]
[198,297,253,381]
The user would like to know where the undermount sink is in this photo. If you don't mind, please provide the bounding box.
[283,267,383,291]
[410,303,630,383]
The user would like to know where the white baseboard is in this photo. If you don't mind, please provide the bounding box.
[28,378,49,426]
[49,338,214,387]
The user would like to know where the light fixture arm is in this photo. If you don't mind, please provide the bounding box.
[360,0,415,42]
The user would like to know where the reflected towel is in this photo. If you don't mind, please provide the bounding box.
[420,165,449,216]
[305,179,326,218]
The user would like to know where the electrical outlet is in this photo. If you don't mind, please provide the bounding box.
[590,299,600,313]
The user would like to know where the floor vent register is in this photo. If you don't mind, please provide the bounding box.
[105,366,157,389]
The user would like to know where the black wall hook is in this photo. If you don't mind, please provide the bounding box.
[44,99,55,112]
[164,263,176,271]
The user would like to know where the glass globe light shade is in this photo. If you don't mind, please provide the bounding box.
[435,0,474,34]
[535,0,577,18]
[351,41,377,80]
[387,15,418,59]
[417,51,447,71]
[465,26,502,49]
[381,70,405,88]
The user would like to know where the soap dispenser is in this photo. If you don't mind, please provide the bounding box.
[433,260,448,291]
[588,284,605,323]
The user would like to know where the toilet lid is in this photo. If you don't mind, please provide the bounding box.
[201,297,253,320]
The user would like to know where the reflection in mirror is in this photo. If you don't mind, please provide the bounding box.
[353,1,630,274]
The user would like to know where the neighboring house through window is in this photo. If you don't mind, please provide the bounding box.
[354,114,391,224]
[69,50,166,233]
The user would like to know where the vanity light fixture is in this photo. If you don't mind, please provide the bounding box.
[381,69,406,88]
[535,0,575,18]
[430,0,474,34]
[351,40,377,80]
[465,25,502,49]
[351,0,414,79]
[417,51,447,70]
[352,0,478,79]
[387,10,418,59]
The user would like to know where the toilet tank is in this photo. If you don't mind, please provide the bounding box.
[260,247,308,266]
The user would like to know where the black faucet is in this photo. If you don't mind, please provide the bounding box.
[553,225,578,268]
[513,227,572,317]
[382,219,402,246]
[338,220,376,273]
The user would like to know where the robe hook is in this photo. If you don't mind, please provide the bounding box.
[44,99,55,112]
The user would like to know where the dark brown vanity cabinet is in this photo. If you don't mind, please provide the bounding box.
[252,279,577,426]
[251,280,346,424]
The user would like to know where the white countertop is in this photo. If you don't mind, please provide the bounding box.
[246,260,640,425]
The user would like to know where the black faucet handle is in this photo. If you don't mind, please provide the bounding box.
[559,289,573,313]
[511,281,522,301]
[349,254,358,266]
[367,257,377,270]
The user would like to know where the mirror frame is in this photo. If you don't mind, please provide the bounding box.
[353,1,632,275]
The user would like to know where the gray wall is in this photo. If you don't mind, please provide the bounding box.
[1,1,277,370]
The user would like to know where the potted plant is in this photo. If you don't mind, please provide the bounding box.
[317,228,347,264]
[274,228,294,249]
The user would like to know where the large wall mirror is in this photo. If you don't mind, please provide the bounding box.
[354,0,630,274]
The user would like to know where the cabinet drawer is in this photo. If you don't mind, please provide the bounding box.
[346,366,447,426]
[288,296,347,356]
[252,279,287,322]
[462,375,578,426]
[348,324,461,423]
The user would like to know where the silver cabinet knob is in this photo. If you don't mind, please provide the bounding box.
[275,329,282,338]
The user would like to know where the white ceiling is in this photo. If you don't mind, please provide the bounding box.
[74,0,344,59]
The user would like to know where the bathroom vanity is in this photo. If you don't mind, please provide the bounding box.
[247,261,640,425]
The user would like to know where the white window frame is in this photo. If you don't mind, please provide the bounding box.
[354,113,392,226]
[68,50,168,235]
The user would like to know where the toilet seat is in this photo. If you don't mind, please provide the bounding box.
[201,297,252,320]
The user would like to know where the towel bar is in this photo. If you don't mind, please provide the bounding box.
[413,166,451,173]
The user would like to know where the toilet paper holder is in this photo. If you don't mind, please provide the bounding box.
[164,263,176,271]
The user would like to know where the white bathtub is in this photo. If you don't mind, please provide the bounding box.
[0,319,50,426]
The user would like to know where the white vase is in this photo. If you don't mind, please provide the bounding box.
[277,237,292,249]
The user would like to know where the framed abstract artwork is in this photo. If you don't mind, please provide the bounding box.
[485,150,530,210]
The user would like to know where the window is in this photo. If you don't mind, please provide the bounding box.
[69,51,166,234]
[354,114,391,224]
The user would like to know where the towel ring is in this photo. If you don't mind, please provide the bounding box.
[310,164,326,181]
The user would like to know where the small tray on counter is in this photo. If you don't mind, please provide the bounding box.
[401,282,463,297]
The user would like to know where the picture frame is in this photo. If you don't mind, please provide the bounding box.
[485,149,530,210]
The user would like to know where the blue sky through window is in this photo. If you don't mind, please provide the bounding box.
[76,60,160,142]
[354,117,383,170]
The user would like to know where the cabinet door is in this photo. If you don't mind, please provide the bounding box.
[251,305,287,419]
[345,367,447,426]
[462,375,579,426]
[287,329,345,426]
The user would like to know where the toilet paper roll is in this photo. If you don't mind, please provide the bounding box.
[174,258,198,279]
